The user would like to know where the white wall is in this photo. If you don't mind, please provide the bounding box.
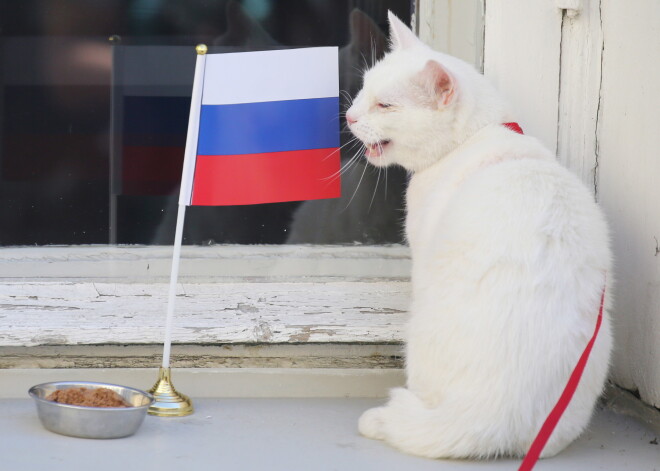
[597,0,660,408]
[483,0,660,409]
[418,0,484,69]
[484,0,562,154]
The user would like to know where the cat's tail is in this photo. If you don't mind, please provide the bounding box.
[359,387,475,459]
[359,387,527,459]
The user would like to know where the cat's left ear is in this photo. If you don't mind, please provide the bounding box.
[388,11,420,51]
[418,60,456,107]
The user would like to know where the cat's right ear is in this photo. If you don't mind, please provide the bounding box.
[387,11,419,51]
[418,60,456,107]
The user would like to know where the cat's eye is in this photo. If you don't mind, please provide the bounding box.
[377,103,392,109]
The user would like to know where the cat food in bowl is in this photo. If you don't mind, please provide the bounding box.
[46,386,132,407]
[29,381,154,439]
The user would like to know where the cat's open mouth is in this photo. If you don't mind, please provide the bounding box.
[365,140,391,158]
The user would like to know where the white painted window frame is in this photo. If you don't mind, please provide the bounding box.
[0,245,412,347]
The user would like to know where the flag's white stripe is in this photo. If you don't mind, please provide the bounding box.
[178,53,207,206]
[201,47,338,105]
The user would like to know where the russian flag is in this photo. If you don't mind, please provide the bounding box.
[180,47,341,206]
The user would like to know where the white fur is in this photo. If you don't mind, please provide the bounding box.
[347,12,613,460]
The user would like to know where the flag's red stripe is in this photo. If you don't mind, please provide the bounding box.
[518,286,606,471]
[191,148,341,206]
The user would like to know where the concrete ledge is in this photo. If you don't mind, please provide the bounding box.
[602,382,660,435]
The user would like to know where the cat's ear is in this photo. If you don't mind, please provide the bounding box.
[387,11,419,51]
[418,60,456,107]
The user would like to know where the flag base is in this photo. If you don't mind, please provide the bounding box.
[147,367,194,417]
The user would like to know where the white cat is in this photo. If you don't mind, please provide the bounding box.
[346,12,613,459]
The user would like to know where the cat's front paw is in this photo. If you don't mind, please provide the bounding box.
[358,407,388,440]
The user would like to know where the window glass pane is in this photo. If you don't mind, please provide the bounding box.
[0,0,411,246]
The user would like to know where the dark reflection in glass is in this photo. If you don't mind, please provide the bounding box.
[0,0,410,246]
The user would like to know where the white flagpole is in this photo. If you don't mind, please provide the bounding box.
[161,203,186,368]
[161,44,207,369]
[148,45,207,417]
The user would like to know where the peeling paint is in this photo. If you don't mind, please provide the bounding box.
[237,303,259,314]
[30,335,68,345]
[357,307,406,315]
[288,326,340,343]
[0,304,80,311]
[253,321,274,342]
[0,281,408,346]
[183,326,213,333]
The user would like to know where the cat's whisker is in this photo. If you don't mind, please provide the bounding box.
[351,65,365,76]
[338,156,361,180]
[324,148,364,187]
[342,155,369,212]
[384,164,389,200]
[341,144,365,170]
[321,137,362,164]
[322,141,365,183]
[368,165,382,213]
[339,89,354,105]
[359,52,370,74]
[337,143,368,176]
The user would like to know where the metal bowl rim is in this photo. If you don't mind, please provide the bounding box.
[28,380,154,411]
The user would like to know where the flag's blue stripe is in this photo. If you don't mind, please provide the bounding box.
[197,97,339,156]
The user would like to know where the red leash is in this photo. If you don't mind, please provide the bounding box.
[518,286,606,470]
[502,121,605,469]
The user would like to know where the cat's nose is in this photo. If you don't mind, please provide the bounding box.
[346,112,357,125]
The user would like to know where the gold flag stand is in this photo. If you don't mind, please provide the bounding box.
[148,367,194,417]
[146,44,208,417]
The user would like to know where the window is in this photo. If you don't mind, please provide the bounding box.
[1,1,412,246]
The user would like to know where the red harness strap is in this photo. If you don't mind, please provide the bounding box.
[518,286,606,470]
[503,122,524,134]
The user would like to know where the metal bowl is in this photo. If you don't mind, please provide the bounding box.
[28,381,154,439]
